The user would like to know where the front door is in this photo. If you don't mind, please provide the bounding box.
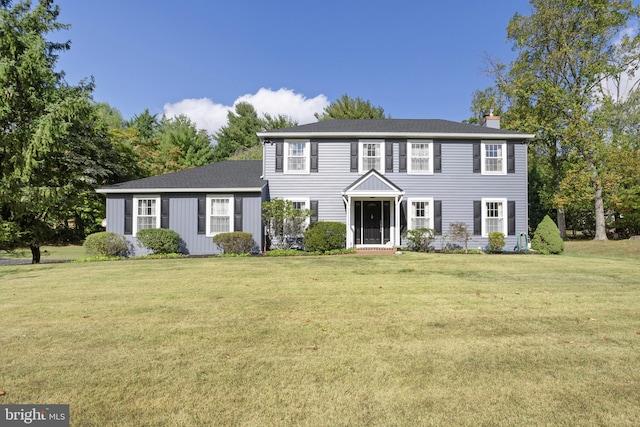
[363,201,382,244]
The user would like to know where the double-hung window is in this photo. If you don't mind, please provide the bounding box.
[408,198,434,230]
[207,196,233,236]
[482,142,506,175]
[359,140,384,173]
[482,198,507,236]
[408,141,433,174]
[133,196,160,235]
[284,140,309,174]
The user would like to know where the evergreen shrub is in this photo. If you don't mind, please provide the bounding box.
[83,232,129,257]
[212,232,254,255]
[303,222,346,252]
[531,215,564,254]
[136,228,181,254]
[487,232,506,253]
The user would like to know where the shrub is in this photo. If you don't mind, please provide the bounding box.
[443,222,472,252]
[212,232,254,255]
[303,222,346,253]
[487,232,506,253]
[83,232,129,257]
[531,215,564,254]
[136,228,181,254]
[402,228,435,252]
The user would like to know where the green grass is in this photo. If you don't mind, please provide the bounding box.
[1,243,640,426]
[0,244,89,261]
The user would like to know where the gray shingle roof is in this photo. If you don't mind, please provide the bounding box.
[259,119,530,137]
[97,160,264,193]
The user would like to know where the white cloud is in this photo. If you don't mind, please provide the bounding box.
[162,88,328,136]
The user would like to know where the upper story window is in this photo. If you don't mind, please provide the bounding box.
[408,198,434,230]
[359,140,385,174]
[207,196,233,236]
[482,198,507,237]
[408,141,433,174]
[482,142,506,175]
[284,140,310,174]
[133,196,160,235]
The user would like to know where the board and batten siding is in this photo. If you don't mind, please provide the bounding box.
[263,138,528,250]
[104,193,263,255]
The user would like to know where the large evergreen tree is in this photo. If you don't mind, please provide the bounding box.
[0,0,123,262]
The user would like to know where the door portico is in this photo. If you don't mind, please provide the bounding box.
[343,170,404,249]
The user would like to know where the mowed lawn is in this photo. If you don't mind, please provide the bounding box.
[1,243,640,426]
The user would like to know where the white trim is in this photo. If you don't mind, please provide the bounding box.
[259,131,535,140]
[97,187,264,194]
[407,140,434,175]
[206,194,234,237]
[481,141,507,175]
[407,198,434,230]
[132,195,160,236]
[481,198,508,237]
[358,139,385,174]
[283,140,310,174]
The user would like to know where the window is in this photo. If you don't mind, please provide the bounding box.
[482,198,507,236]
[133,196,160,235]
[482,142,506,175]
[207,196,233,236]
[408,198,434,230]
[284,140,309,174]
[359,140,384,173]
[408,141,433,174]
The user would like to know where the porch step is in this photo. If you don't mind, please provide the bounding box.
[355,247,398,255]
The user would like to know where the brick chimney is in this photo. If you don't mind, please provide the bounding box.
[480,110,500,129]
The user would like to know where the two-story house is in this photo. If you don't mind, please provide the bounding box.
[97,117,534,254]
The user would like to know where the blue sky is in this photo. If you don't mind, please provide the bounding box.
[54,0,534,134]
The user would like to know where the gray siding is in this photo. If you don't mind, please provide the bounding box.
[264,139,528,250]
[104,193,264,256]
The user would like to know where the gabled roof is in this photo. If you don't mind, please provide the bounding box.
[258,119,535,140]
[97,160,265,194]
[343,169,404,197]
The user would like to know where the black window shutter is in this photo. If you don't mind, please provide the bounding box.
[234,196,243,232]
[473,200,482,235]
[434,200,442,235]
[275,142,283,172]
[508,201,516,236]
[124,197,133,235]
[385,142,393,172]
[399,141,407,172]
[400,200,408,234]
[350,142,358,172]
[434,142,442,173]
[473,143,481,173]
[310,200,318,224]
[161,196,169,229]
[507,143,515,173]
[197,196,206,235]
[310,141,318,172]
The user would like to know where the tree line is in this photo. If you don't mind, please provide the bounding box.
[469,0,640,240]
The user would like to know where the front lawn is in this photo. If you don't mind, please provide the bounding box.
[1,246,639,426]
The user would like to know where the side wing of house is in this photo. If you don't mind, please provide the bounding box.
[104,192,265,255]
[261,129,530,251]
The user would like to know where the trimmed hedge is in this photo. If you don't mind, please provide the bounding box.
[303,222,346,253]
[136,228,181,254]
[531,215,564,254]
[83,232,129,257]
[212,232,254,255]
